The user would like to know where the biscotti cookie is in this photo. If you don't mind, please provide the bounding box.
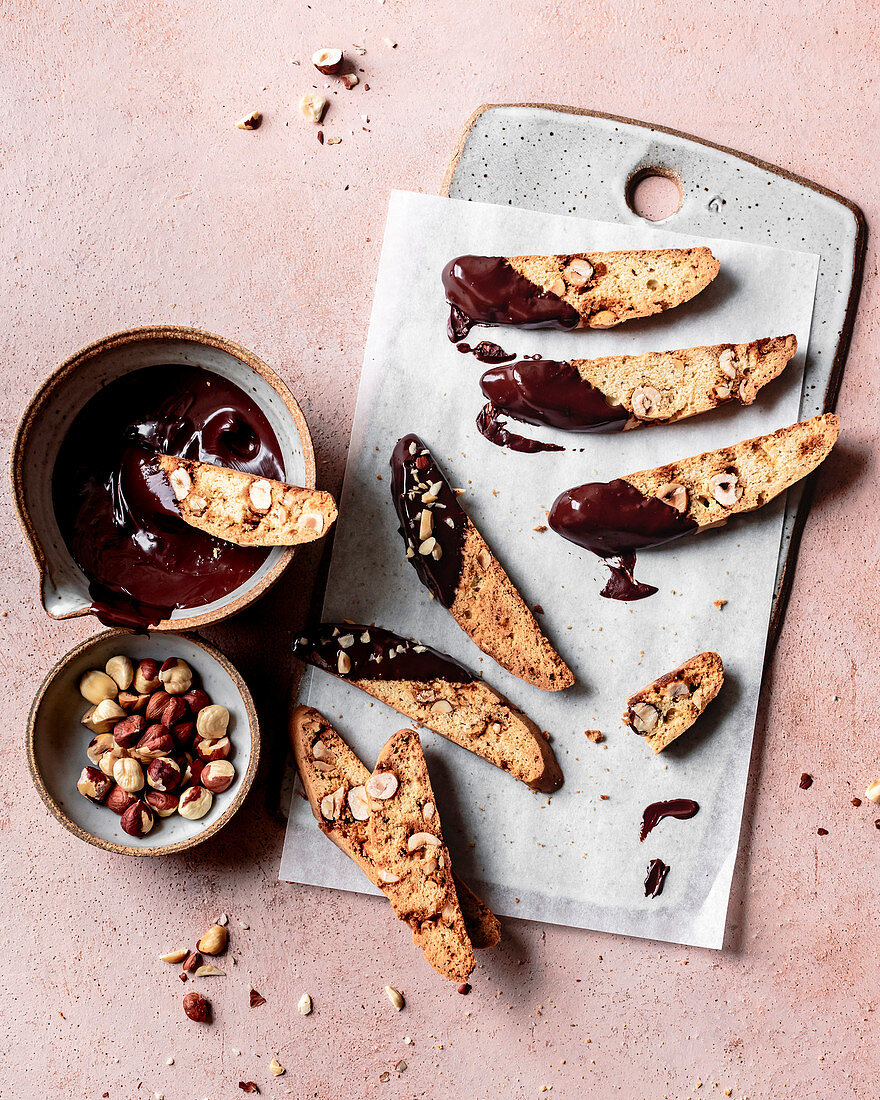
[290,706,500,950]
[292,625,563,792]
[366,728,474,982]
[623,652,724,753]
[479,336,797,433]
[442,248,720,340]
[158,455,337,547]
[390,435,573,691]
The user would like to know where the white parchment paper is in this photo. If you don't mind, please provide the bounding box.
[280,192,820,948]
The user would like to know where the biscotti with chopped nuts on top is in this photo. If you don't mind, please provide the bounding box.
[366,727,474,982]
[623,413,840,531]
[289,705,500,950]
[391,435,573,691]
[158,455,337,547]
[292,624,563,793]
[623,652,725,753]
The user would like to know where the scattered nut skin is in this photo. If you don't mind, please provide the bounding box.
[709,471,741,508]
[384,986,405,1011]
[79,669,119,705]
[312,47,343,74]
[196,736,231,763]
[196,704,230,741]
[86,732,116,765]
[366,771,399,800]
[179,786,213,820]
[113,715,146,750]
[629,702,659,734]
[656,482,688,513]
[159,658,193,695]
[249,988,266,1008]
[77,766,113,803]
[160,949,189,964]
[201,760,236,793]
[145,789,179,817]
[235,110,262,131]
[341,73,359,89]
[134,659,161,694]
[297,992,312,1016]
[83,698,126,734]
[865,781,880,803]
[198,924,228,956]
[113,756,145,793]
[147,756,182,792]
[120,800,154,838]
[105,655,134,691]
[299,92,328,123]
[106,785,137,815]
[182,991,211,1023]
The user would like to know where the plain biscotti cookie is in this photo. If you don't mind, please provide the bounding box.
[366,728,475,982]
[290,706,500,950]
[292,625,563,792]
[623,652,725,753]
[391,435,573,691]
[158,455,337,546]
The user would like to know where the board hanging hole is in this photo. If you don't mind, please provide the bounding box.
[626,169,683,222]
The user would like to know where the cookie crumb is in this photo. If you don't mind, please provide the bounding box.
[585,729,604,744]
[713,598,727,610]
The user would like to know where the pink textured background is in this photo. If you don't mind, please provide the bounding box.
[1,3,877,1097]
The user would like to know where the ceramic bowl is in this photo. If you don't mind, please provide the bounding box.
[11,326,314,631]
[27,629,260,856]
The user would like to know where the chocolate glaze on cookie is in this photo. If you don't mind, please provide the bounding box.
[443,256,580,341]
[390,434,468,607]
[292,624,475,684]
[480,359,629,433]
[644,858,670,898]
[640,799,699,842]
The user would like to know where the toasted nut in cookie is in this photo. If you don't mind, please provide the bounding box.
[430,699,453,715]
[665,680,691,700]
[709,471,741,507]
[320,785,345,821]
[563,259,594,286]
[79,670,119,705]
[105,655,134,691]
[407,831,441,852]
[366,772,399,800]
[313,740,334,762]
[377,869,401,884]
[631,386,663,419]
[549,276,566,297]
[714,384,731,399]
[347,784,370,821]
[422,801,435,820]
[629,702,659,734]
[248,480,272,513]
[169,467,192,500]
[719,349,736,379]
[657,482,688,513]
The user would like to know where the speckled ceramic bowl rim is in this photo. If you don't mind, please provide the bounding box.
[26,628,261,856]
[10,325,315,632]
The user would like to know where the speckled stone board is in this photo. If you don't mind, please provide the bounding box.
[442,104,865,645]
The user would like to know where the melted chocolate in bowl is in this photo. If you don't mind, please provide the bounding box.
[53,366,284,629]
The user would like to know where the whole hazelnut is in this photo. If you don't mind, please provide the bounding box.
[183,689,211,715]
[145,690,172,723]
[196,736,231,763]
[145,789,179,817]
[182,991,211,1023]
[133,659,161,694]
[196,704,230,741]
[118,690,150,713]
[132,725,174,762]
[159,658,193,695]
[147,756,182,792]
[106,786,137,815]
[113,715,145,750]
[178,785,213,820]
[104,654,134,691]
[160,696,189,727]
[82,698,126,734]
[79,669,119,705]
[86,733,116,765]
[113,756,145,793]
[312,46,344,75]
[173,721,197,750]
[99,745,126,778]
[77,766,113,803]
[120,800,155,838]
[197,923,228,955]
[201,760,235,794]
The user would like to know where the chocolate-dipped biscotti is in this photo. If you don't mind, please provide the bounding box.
[623,652,725,753]
[292,625,563,792]
[479,335,797,433]
[290,706,500,956]
[443,248,720,340]
[158,455,337,547]
[390,435,573,691]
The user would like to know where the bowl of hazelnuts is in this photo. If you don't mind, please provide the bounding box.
[26,629,259,854]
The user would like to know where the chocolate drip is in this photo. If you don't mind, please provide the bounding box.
[480,359,628,433]
[442,256,580,341]
[390,434,467,607]
[549,478,697,602]
[644,859,670,898]
[640,799,699,842]
[292,624,475,684]
[53,366,283,629]
[476,403,565,454]
[456,340,517,364]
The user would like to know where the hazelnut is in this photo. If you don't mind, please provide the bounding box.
[86,732,116,765]
[79,669,119,705]
[159,658,193,696]
[196,704,229,741]
[312,47,343,74]
[201,760,235,793]
[145,789,179,817]
[183,689,211,715]
[337,651,352,675]
[347,784,370,821]
[714,383,731,400]
[106,786,138,815]
[297,992,313,1015]
[235,109,263,131]
[340,73,359,90]
[104,655,134,691]
[168,466,192,500]
[709,471,741,508]
[134,659,161,694]
[631,385,663,419]
[132,724,174,761]
[665,680,691,701]
[147,757,182,792]
[99,745,126,778]
[120,800,154,838]
[719,348,737,379]
[384,986,405,1011]
[629,702,659,734]
[590,309,618,327]
[248,480,272,514]
[118,690,150,713]
[407,831,441,852]
[179,785,213,820]
[563,258,594,287]
[377,868,400,884]
[77,766,113,803]
[173,721,197,749]
[188,756,206,786]
[183,991,211,1023]
[366,771,399,800]
[656,482,688,514]
[145,690,172,722]
[320,785,345,821]
[82,698,126,735]
[865,781,880,804]
[198,923,229,956]
[113,715,145,749]
[549,276,566,297]
[299,92,328,123]
[160,696,189,727]
[196,736,231,763]
[113,756,145,793]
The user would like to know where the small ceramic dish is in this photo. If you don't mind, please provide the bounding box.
[27,629,260,856]
[11,326,314,631]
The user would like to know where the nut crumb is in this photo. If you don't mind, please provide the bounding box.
[326,136,342,145]
[297,992,313,1016]
[385,985,405,1011]
[713,598,727,610]
[239,1084,259,1094]
[599,794,609,801]
[817,827,828,835]
[457,983,470,995]
[269,1057,285,1077]
[533,603,544,615]
[235,110,262,130]
[533,524,547,532]
[852,797,862,807]
[249,988,266,1008]
[395,1060,407,1072]
[799,773,813,789]
[383,37,397,47]
[585,729,604,744]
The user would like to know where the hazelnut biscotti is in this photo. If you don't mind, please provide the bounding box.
[391,434,573,691]
[292,624,563,792]
[158,455,337,547]
[290,705,500,951]
[443,248,720,339]
[623,652,725,753]
[479,335,797,433]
